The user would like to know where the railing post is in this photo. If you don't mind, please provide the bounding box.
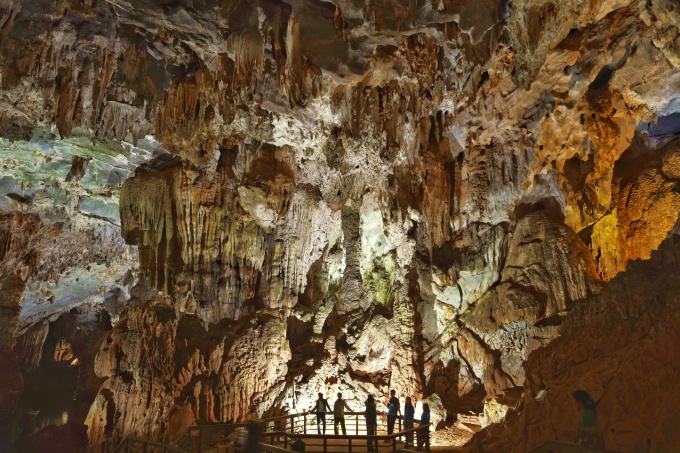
[349,436,352,453]
[198,428,202,453]
[355,413,358,435]
[304,413,307,434]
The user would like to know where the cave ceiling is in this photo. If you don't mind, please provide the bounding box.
[0,0,679,451]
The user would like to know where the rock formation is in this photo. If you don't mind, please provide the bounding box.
[473,224,680,452]
[0,0,678,452]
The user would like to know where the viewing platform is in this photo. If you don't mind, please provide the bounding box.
[110,411,431,453]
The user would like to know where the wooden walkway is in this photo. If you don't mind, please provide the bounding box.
[111,412,429,453]
[259,426,411,452]
[287,437,409,452]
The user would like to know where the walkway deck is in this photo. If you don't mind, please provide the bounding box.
[111,412,429,453]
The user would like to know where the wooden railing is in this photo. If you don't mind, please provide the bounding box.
[275,424,430,453]
[110,410,430,453]
[173,412,305,451]
[111,436,188,453]
[254,443,421,453]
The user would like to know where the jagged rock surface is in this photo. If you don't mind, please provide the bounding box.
[0,110,163,445]
[473,227,680,452]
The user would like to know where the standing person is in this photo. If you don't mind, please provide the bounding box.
[364,395,378,452]
[385,389,401,441]
[333,392,351,435]
[572,390,603,449]
[404,397,415,447]
[416,403,430,452]
[313,392,332,434]
[244,404,262,453]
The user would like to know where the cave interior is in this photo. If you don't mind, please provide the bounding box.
[0,0,679,452]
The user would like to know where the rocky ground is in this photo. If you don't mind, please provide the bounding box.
[470,225,680,452]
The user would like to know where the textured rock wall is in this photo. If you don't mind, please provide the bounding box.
[85,302,292,448]
[0,133,143,445]
[0,212,42,350]
[474,227,680,452]
[89,0,680,448]
[0,69,165,445]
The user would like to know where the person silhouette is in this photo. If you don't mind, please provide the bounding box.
[404,396,415,447]
[244,404,262,453]
[313,392,332,434]
[364,395,378,452]
[385,389,401,441]
[333,392,351,435]
[416,403,430,452]
[572,390,603,449]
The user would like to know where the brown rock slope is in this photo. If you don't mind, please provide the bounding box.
[473,226,680,452]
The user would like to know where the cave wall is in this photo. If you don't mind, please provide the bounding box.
[475,226,680,452]
[0,134,144,448]
[0,0,679,451]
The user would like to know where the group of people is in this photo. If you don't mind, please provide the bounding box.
[313,390,431,451]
